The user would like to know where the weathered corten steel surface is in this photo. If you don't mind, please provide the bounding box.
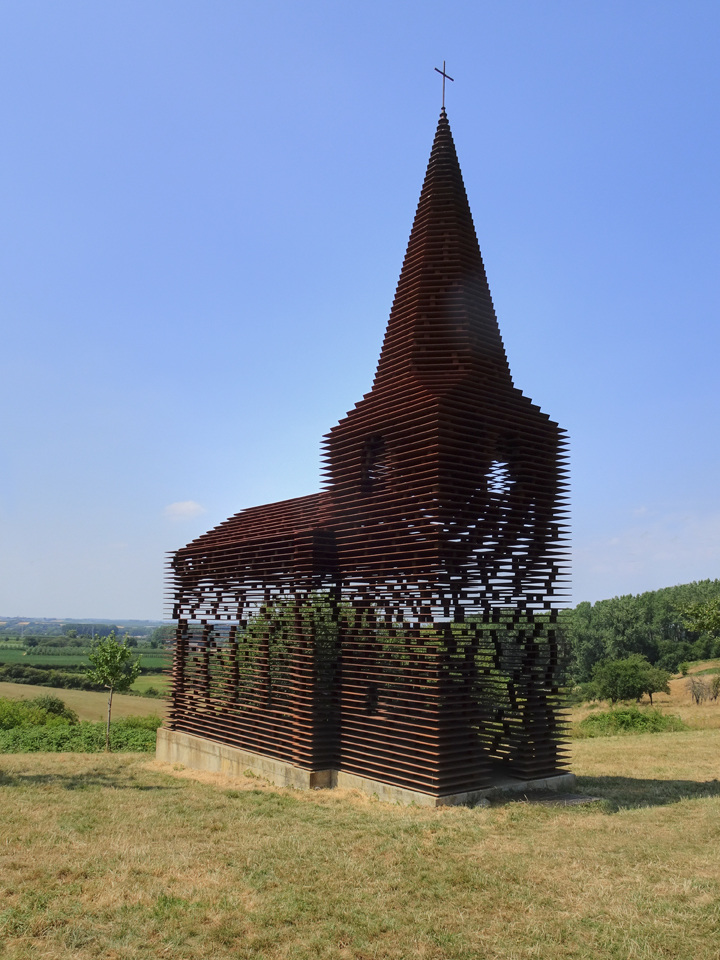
[167,109,570,797]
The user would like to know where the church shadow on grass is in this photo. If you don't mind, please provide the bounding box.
[2,765,717,812]
[0,768,179,792]
[574,774,720,811]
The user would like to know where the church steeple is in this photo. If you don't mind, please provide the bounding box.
[373,109,512,393]
[168,95,569,800]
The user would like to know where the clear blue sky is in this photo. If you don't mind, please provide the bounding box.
[1,1,718,619]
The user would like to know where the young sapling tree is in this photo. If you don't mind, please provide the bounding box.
[85,632,141,750]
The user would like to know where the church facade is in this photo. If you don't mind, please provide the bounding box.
[159,109,570,803]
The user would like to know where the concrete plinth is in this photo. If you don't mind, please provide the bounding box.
[155,727,333,790]
[156,728,575,807]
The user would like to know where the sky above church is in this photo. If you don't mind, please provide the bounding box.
[1,0,718,619]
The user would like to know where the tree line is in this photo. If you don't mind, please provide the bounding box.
[558,579,720,683]
[8,627,170,649]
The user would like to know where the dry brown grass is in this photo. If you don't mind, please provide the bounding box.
[0,682,166,721]
[571,727,720,780]
[1,727,719,960]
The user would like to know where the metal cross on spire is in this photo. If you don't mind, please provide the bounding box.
[434,61,454,109]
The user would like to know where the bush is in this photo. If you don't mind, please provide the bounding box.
[0,698,46,730]
[0,695,161,752]
[0,718,160,753]
[563,683,598,704]
[118,714,163,731]
[26,695,79,723]
[576,706,687,737]
[0,696,78,730]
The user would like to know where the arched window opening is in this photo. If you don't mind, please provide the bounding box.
[486,460,513,498]
[361,435,388,494]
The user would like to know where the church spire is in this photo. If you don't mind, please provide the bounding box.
[372,109,512,393]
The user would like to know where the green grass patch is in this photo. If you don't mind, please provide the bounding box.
[576,706,688,737]
[131,673,170,697]
[132,653,172,671]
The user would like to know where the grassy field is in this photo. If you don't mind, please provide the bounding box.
[130,672,170,696]
[0,662,718,958]
[0,682,166,721]
[0,729,719,957]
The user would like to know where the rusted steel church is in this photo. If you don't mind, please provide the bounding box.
[159,105,570,804]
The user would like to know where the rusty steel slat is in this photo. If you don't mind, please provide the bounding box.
[165,108,570,795]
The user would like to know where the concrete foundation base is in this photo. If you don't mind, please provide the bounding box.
[156,728,576,807]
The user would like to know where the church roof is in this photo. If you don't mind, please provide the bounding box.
[175,492,331,557]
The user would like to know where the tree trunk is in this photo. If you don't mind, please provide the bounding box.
[106,687,114,752]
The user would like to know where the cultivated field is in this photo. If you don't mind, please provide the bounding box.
[0,647,170,671]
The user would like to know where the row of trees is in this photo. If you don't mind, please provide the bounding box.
[20,628,168,650]
[0,619,171,641]
[559,580,720,683]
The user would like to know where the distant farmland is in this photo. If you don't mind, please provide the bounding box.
[0,647,170,672]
